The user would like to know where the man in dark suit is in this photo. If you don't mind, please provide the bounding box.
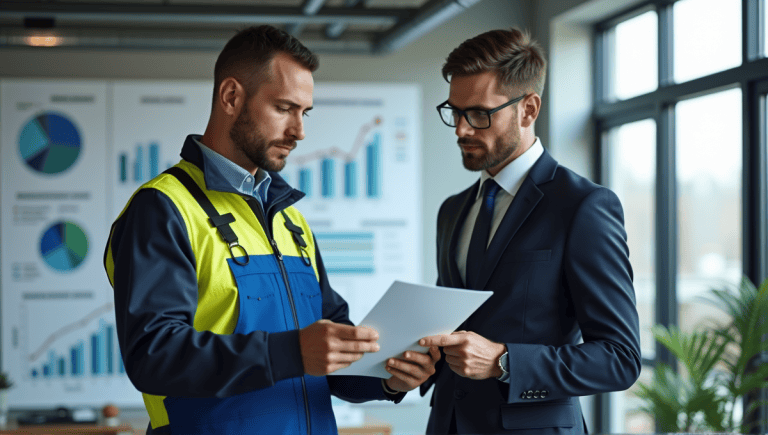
[418,28,641,434]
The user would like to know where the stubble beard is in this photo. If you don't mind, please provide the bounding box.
[229,105,296,173]
[459,126,521,172]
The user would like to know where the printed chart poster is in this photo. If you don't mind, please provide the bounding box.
[0,80,141,407]
[111,81,212,220]
[284,84,423,324]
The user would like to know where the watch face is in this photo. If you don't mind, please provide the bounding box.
[500,351,509,372]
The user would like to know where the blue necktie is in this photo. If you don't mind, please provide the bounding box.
[466,179,501,289]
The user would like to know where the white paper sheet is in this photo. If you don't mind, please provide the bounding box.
[329,280,492,378]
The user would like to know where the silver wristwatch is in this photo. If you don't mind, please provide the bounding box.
[497,350,509,377]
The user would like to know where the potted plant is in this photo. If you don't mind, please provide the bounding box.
[635,276,768,433]
[0,371,12,427]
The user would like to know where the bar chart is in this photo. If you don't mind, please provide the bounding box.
[291,118,382,200]
[118,142,173,185]
[26,303,126,381]
[29,321,124,379]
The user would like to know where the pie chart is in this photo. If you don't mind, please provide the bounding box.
[19,112,82,174]
[40,221,89,272]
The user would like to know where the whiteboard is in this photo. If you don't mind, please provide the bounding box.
[0,79,422,408]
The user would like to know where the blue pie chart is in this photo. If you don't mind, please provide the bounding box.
[40,221,89,272]
[19,112,82,174]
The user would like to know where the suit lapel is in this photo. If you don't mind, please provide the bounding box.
[446,181,480,289]
[475,149,559,290]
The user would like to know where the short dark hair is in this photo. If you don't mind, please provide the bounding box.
[213,25,319,100]
[442,28,547,97]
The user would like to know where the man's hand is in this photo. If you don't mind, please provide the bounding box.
[419,331,505,380]
[383,346,441,392]
[299,319,380,376]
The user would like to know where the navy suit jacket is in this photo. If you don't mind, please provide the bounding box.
[422,148,641,434]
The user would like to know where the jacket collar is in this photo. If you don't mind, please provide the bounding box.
[447,146,558,289]
[179,134,305,210]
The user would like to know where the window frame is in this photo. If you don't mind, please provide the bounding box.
[593,0,768,432]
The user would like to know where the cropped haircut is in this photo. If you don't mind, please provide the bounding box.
[213,25,319,102]
[442,28,547,98]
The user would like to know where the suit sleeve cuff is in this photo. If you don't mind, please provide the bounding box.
[268,329,305,383]
[381,379,407,403]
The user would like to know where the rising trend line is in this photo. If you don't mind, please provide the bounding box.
[27,302,114,362]
[292,116,381,166]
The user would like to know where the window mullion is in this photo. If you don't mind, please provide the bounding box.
[655,104,677,370]
[746,82,768,284]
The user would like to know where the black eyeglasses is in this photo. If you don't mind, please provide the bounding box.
[436,94,527,129]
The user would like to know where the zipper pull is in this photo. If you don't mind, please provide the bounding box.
[270,239,283,260]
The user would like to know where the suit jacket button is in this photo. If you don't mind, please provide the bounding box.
[534,390,540,398]
[454,389,466,400]
[525,390,533,399]
[540,390,548,398]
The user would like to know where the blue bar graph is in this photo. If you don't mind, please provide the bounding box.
[299,168,312,196]
[344,161,357,198]
[134,145,144,183]
[106,325,115,374]
[71,341,84,376]
[29,321,123,380]
[366,133,381,198]
[119,154,127,183]
[91,332,102,375]
[120,142,169,184]
[295,131,382,200]
[321,158,335,197]
[149,143,160,178]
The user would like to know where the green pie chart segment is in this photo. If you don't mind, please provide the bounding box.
[40,222,88,272]
[19,112,82,174]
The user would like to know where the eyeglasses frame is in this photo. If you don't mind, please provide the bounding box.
[436,93,528,130]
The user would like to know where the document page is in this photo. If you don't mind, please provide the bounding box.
[330,280,492,378]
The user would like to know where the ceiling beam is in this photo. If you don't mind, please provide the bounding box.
[374,0,483,54]
[325,0,365,40]
[0,2,407,28]
[286,0,329,36]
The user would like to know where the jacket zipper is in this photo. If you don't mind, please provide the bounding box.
[245,196,312,435]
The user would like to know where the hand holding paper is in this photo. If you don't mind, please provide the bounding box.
[330,280,492,379]
[298,319,380,377]
[382,345,441,392]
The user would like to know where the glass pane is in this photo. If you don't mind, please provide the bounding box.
[610,10,658,100]
[676,87,742,333]
[765,0,768,58]
[674,0,742,83]
[612,365,654,433]
[606,119,656,360]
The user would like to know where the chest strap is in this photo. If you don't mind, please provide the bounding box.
[164,167,250,266]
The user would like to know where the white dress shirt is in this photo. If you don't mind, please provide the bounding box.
[456,138,544,284]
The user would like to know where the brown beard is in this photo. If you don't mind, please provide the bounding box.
[459,126,520,172]
[229,104,296,172]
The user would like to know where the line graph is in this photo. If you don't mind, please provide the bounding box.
[291,117,382,198]
[28,301,113,362]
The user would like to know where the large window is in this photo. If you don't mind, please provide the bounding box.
[595,0,768,432]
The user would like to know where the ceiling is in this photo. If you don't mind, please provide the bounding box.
[0,0,483,54]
